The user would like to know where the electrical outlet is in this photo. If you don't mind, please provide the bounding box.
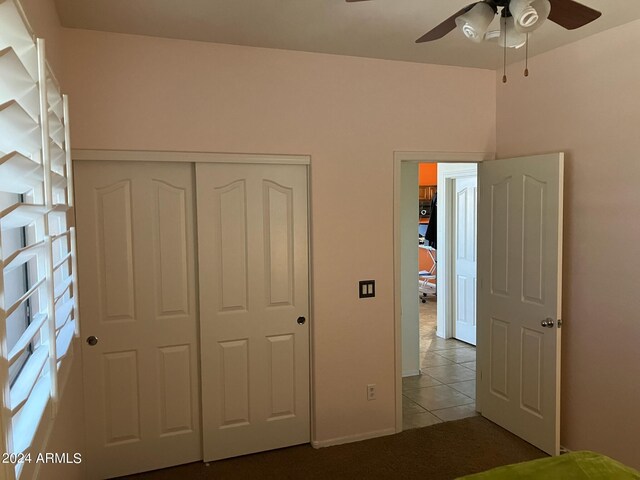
[367,384,376,401]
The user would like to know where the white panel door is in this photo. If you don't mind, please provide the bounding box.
[75,162,201,479]
[477,153,563,455]
[196,163,310,461]
[453,175,477,345]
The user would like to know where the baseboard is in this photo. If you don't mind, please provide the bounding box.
[402,369,420,377]
[559,446,571,455]
[311,427,396,449]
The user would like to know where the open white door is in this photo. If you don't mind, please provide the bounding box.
[453,175,477,345]
[196,162,310,461]
[477,153,564,455]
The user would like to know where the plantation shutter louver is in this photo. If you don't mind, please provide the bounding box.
[0,1,78,478]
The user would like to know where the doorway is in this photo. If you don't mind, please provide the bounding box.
[394,151,565,457]
[400,160,479,429]
[439,163,478,346]
[394,151,489,433]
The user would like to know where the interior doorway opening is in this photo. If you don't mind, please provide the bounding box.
[401,160,479,429]
[393,151,489,434]
[395,151,565,456]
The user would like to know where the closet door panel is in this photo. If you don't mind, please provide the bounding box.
[76,161,201,479]
[197,162,310,462]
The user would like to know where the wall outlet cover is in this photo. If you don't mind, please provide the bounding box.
[367,384,376,400]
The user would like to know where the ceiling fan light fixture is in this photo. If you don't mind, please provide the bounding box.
[499,17,527,49]
[519,7,538,27]
[484,29,501,41]
[455,2,495,43]
[510,0,551,33]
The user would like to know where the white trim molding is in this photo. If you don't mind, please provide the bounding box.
[394,151,494,163]
[392,150,493,433]
[72,149,311,165]
[311,427,396,449]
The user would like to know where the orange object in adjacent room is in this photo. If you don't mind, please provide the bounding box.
[419,163,438,185]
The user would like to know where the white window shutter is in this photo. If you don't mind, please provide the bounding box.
[0,1,78,478]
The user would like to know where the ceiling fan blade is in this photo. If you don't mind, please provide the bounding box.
[415,3,478,43]
[548,0,601,30]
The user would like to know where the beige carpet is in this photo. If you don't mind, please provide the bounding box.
[120,416,546,480]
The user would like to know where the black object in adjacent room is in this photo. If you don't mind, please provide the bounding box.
[425,193,437,249]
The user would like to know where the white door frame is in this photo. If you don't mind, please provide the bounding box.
[392,151,493,432]
[72,149,310,165]
[72,149,317,451]
[400,163,421,378]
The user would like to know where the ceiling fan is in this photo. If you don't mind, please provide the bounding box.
[346,0,601,80]
[346,0,601,44]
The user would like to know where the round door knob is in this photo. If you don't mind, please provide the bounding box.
[86,335,99,346]
[297,316,306,325]
[541,318,555,328]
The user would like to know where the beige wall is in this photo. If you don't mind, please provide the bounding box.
[15,1,86,478]
[17,0,640,471]
[59,28,496,444]
[15,0,639,471]
[19,0,63,73]
[496,20,640,468]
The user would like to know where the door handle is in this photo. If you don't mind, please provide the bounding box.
[297,316,306,325]
[541,318,555,328]
[86,335,99,346]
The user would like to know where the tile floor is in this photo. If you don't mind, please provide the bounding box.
[403,297,478,429]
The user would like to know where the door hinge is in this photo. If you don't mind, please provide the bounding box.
[557,318,563,328]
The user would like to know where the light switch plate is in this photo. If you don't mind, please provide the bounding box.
[359,280,375,298]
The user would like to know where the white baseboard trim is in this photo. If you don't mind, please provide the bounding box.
[402,369,420,377]
[311,427,396,449]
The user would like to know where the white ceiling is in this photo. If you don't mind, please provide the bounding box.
[53,0,640,69]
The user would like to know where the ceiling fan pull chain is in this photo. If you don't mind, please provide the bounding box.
[502,15,507,83]
[524,33,530,77]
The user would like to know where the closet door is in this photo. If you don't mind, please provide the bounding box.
[75,162,200,479]
[196,162,310,461]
